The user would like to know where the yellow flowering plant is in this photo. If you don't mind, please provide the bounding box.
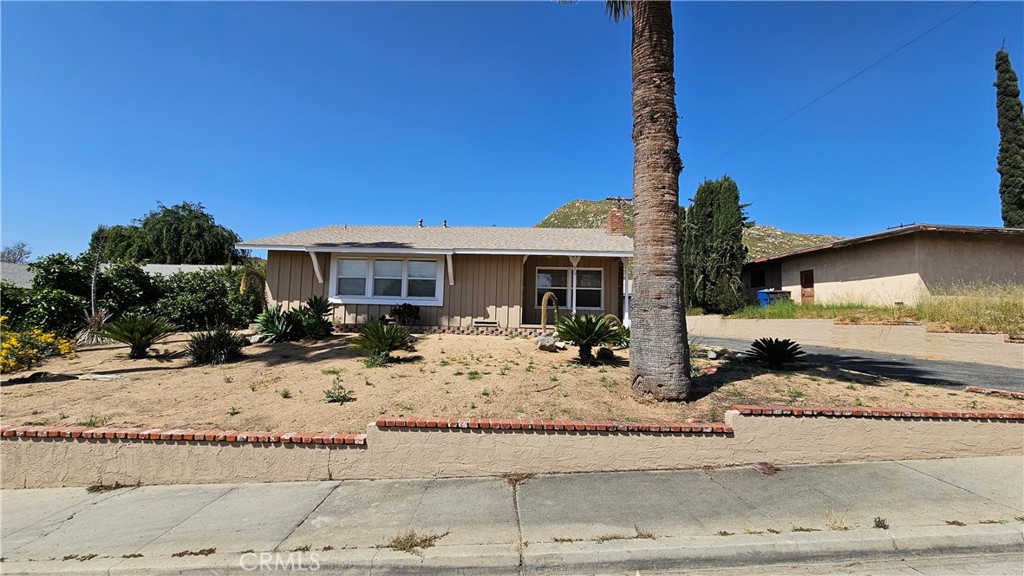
[0,316,76,373]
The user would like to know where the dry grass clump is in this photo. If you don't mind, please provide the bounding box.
[916,283,1024,338]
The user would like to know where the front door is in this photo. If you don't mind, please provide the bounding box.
[800,270,815,305]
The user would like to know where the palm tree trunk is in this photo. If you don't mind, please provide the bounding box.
[628,0,691,401]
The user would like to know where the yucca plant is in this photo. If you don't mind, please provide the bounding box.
[745,337,806,370]
[555,314,619,364]
[95,313,177,359]
[256,305,297,343]
[351,321,414,366]
[76,308,113,346]
[187,327,247,365]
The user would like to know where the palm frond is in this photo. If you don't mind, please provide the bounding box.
[605,0,632,22]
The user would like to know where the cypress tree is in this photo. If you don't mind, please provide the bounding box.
[681,176,749,314]
[995,48,1024,228]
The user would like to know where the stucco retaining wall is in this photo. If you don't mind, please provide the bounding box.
[2,408,1021,488]
[686,316,1024,369]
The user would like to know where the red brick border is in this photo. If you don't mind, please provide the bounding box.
[373,416,733,434]
[964,386,1024,401]
[0,425,366,446]
[333,324,549,337]
[730,405,1024,420]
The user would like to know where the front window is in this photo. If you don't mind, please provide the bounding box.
[575,270,603,308]
[536,268,602,309]
[407,260,438,297]
[537,269,569,307]
[331,256,444,306]
[373,260,403,297]
[337,259,368,296]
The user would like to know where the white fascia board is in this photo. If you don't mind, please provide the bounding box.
[453,249,634,258]
[238,244,633,258]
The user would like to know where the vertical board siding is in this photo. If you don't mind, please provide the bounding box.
[521,256,621,325]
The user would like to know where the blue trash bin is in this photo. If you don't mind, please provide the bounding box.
[756,290,772,307]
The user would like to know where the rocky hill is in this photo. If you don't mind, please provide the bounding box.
[536,199,843,259]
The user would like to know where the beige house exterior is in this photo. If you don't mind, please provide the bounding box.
[742,225,1024,306]
[238,214,634,332]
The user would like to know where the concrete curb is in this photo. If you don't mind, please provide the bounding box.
[1,524,1020,575]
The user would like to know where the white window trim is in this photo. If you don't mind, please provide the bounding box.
[328,255,445,307]
[535,267,604,311]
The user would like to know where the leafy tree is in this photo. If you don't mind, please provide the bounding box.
[1,242,31,264]
[995,48,1024,228]
[90,202,248,264]
[154,267,263,330]
[598,0,691,401]
[682,176,750,314]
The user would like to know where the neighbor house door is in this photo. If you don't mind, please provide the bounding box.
[800,270,815,305]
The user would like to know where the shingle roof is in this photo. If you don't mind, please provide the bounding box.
[0,263,33,289]
[237,226,634,256]
[748,224,1024,263]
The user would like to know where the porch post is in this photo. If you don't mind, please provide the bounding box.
[621,257,631,327]
[568,256,581,314]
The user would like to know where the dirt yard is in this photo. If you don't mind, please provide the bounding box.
[1,333,1019,433]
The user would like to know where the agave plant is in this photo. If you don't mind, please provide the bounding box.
[351,321,414,366]
[745,337,806,370]
[256,305,297,343]
[554,314,619,364]
[95,313,177,359]
[292,295,334,340]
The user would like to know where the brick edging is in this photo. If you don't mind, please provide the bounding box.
[730,405,1024,420]
[373,417,733,434]
[964,386,1024,401]
[0,425,366,446]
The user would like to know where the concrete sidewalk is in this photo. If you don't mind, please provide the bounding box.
[1,456,1021,575]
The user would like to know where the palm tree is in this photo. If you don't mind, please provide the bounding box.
[608,0,691,400]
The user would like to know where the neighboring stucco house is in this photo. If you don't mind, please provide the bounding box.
[742,224,1024,306]
[237,211,634,334]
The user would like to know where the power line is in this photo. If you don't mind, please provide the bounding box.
[688,1,979,175]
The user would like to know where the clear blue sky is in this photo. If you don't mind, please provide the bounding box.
[2,1,1022,258]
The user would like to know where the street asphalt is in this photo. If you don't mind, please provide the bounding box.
[694,336,1024,392]
[1,456,1021,575]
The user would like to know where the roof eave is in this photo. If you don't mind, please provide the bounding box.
[235,243,633,258]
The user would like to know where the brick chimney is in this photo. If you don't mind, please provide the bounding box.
[606,208,625,236]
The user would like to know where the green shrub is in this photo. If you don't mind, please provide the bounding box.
[154,267,263,331]
[256,305,298,343]
[96,313,177,359]
[555,314,619,364]
[187,327,246,365]
[0,281,32,329]
[100,261,161,316]
[745,337,806,370]
[23,288,88,336]
[29,253,91,297]
[351,321,414,365]
[390,303,420,325]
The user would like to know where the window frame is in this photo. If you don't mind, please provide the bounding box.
[328,255,445,307]
[535,267,604,311]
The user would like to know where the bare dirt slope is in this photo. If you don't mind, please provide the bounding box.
[1,334,1017,433]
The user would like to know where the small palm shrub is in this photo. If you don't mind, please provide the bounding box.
[95,313,177,359]
[351,321,414,366]
[745,337,806,370]
[555,314,619,364]
[187,327,247,365]
[76,308,113,346]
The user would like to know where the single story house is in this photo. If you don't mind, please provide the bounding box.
[742,224,1024,306]
[237,211,634,335]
